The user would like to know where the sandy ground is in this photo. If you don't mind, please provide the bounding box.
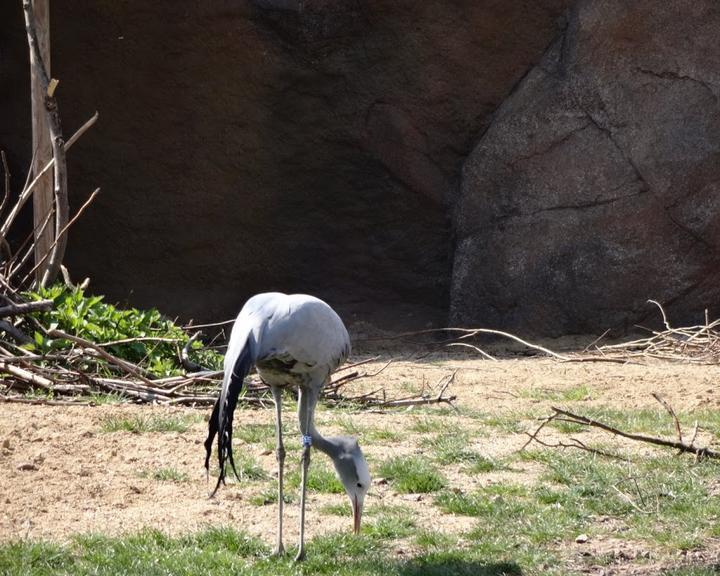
[1,347,720,573]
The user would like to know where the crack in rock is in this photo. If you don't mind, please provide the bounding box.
[635,66,719,103]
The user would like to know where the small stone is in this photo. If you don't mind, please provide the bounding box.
[17,462,38,471]
[374,477,388,485]
[575,533,589,544]
[401,494,423,502]
[1,438,10,449]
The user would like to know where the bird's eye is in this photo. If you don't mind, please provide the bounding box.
[357,482,363,488]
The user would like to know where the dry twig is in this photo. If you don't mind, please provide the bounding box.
[523,403,719,460]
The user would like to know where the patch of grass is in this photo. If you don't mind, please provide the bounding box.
[525,450,720,551]
[663,569,720,576]
[334,415,365,436]
[235,423,277,445]
[287,462,344,494]
[236,454,270,482]
[464,455,506,474]
[378,455,446,493]
[364,426,402,442]
[471,410,536,434]
[0,540,73,576]
[436,484,530,517]
[365,511,415,539]
[100,413,198,433]
[546,419,587,433]
[522,384,593,402]
[86,391,125,405]
[249,487,296,506]
[435,490,488,516]
[414,530,457,551]
[319,502,351,516]
[423,432,491,467]
[409,416,448,434]
[364,504,417,539]
[574,407,677,437]
[0,529,529,576]
[143,467,189,482]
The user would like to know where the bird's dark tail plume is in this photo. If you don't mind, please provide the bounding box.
[204,338,253,497]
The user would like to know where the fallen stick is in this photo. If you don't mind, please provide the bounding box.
[0,395,93,406]
[0,299,53,317]
[47,328,156,384]
[0,320,32,344]
[0,360,87,393]
[526,404,720,460]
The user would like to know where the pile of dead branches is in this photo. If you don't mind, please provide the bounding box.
[360,300,720,367]
[0,291,459,409]
[587,301,720,364]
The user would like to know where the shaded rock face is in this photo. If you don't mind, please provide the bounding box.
[452,0,720,335]
[1,0,568,328]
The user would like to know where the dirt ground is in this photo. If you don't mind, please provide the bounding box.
[1,344,720,573]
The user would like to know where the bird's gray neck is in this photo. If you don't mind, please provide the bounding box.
[304,424,342,459]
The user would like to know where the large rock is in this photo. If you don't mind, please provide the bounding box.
[0,0,568,328]
[452,0,720,335]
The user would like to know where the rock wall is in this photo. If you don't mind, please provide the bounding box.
[5,1,718,335]
[1,0,568,328]
[452,0,720,335]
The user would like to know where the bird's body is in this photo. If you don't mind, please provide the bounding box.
[205,292,369,560]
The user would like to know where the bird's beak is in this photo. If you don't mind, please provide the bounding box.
[353,494,362,535]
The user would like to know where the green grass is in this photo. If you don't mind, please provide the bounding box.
[334,414,365,436]
[364,426,402,442]
[522,449,720,550]
[422,432,491,466]
[378,455,446,493]
[249,487,296,506]
[464,455,506,474]
[0,528,524,576]
[409,416,451,434]
[6,393,720,576]
[143,467,190,482]
[471,410,534,434]
[286,462,344,494]
[414,530,457,551]
[521,384,593,402]
[365,511,415,539]
[235,423,277,445]
[319,502,351,516]
[236,454,270,481]
[101,413,199,433]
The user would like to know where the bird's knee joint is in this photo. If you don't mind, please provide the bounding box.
[276,446,286,462]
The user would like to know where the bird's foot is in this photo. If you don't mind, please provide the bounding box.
[294,548,306,562]
[272,544,286,557]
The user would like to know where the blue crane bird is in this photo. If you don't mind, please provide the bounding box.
[204,292,371,560]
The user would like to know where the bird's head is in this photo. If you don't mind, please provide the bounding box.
[329,437,371,535]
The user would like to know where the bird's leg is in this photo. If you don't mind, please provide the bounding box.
[295,435,312,561]
[271,385,286,556]
[295,386,319,562]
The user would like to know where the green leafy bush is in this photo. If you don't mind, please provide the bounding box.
[25,285,222,377]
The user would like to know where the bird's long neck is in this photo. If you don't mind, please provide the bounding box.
[305,423,339,458]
